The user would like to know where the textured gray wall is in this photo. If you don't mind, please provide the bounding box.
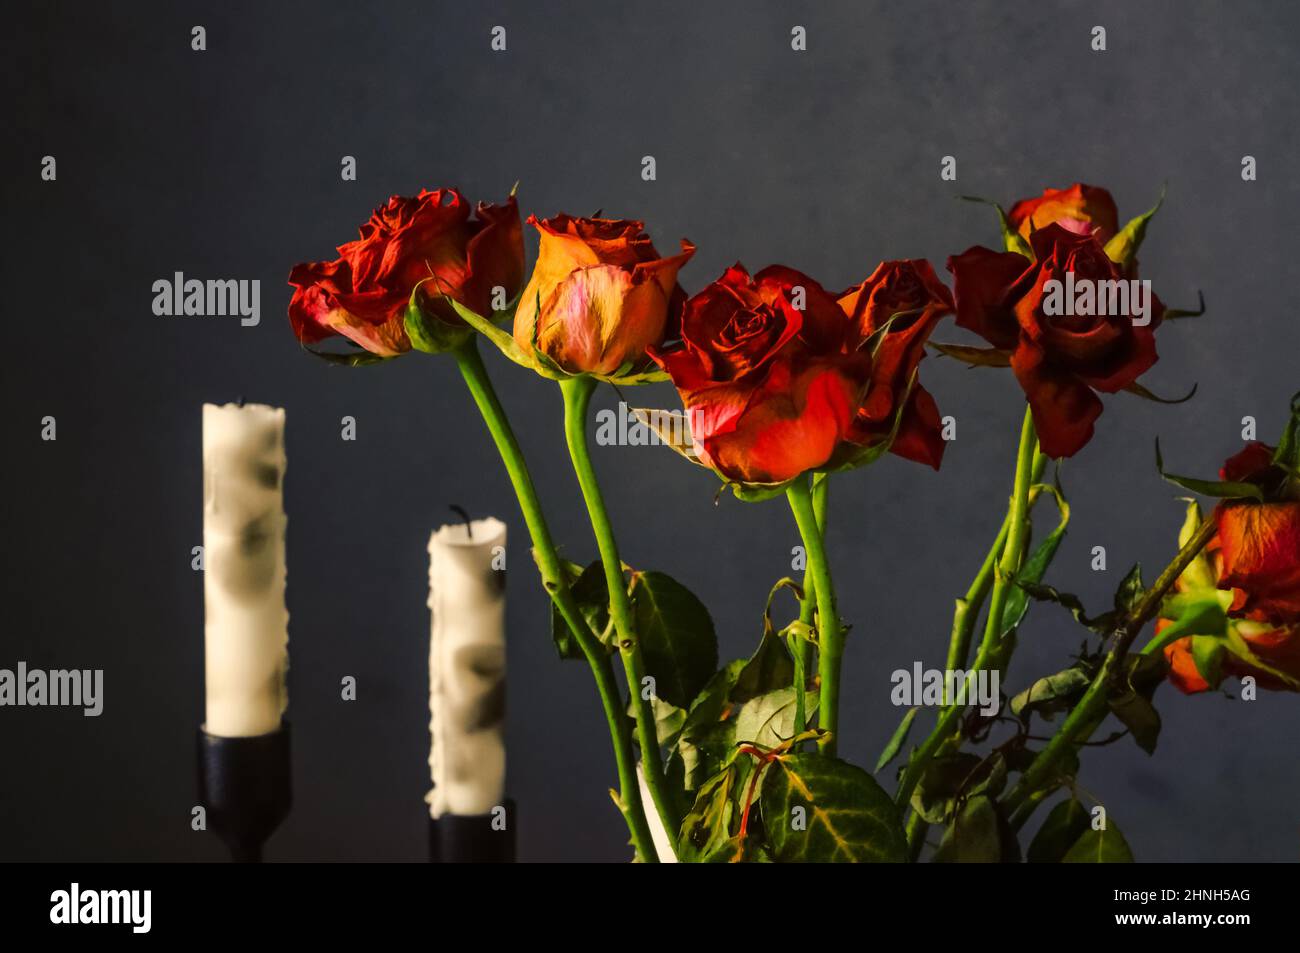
[3,0,1297,861]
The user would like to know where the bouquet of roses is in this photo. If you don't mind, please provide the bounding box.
[286,183,1299,862]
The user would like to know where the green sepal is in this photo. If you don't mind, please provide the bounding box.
[403,280,473,354]
[959,194,1033,258]
[1272,391,1300,473]
[1104,185,1165,270]
[929,341,1013,367]
[1155,438,1264,501]
[300,343,391,366]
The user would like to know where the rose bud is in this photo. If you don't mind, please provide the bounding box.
[512,215,695,377]
[1007,183,1120,245]
[947,223,1163,458]
[837,260,953,469]
[650,264,871,485]
[288,188,523,358]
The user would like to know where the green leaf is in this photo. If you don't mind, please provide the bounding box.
[1000,480,1071,638]
[909,752,1001,824]
[1017,582,1116,634]
[1113,563,1145,615]
[1103,186,1164,270]
[929,342,1013,368]
[630,571,719,708]
[1062,821,1134,863]
[1027,798,1091,863]
[875,708,919,774]
[676,763,744,862]
[959,194,1033,258]
[761,753,908,862]
[733,628,795,705]
[1156,438,1264,501]
[1107,689,1162,754]
[679,687,817,792]
[545,559,611,661]
[932,796,1017,863]
[1010,667,1093,720]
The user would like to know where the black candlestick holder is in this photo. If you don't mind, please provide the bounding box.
[429,799,516,863]
[197,721,292,862]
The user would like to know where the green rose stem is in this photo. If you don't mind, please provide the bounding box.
[792,474,829,735]
[451,340,660,862]
[1000,514,1218,825]
[558,375,683,841]
[894,404,1040,831]
[786,474,843,756]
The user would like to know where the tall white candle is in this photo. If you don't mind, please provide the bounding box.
[202,402,289,738]
[427,517,507,818]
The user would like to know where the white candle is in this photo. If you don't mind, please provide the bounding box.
[427,517,507,818]
[202,402,289,738]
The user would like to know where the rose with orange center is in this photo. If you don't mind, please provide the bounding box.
[512,215,695,377]
[1007,183,1120,245]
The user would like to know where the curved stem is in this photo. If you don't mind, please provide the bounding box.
[559,375,682,841]
[453,341,658,861]
[895,404,1039,815]
[999,515,1218,823]
[787,475,843,756]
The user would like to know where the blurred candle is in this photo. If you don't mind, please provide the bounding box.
[202,402,289,738]
[427,517,507,818]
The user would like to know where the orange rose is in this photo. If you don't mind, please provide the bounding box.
[1214,442,1300,623]
[1162,440,1300,694]
[1007,183,1120,244]
[512,215,694,376]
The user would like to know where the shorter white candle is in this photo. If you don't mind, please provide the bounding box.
[427,517,507,818]
[202,402,289,738]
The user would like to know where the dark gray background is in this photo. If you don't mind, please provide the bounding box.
[2,0,1297,862]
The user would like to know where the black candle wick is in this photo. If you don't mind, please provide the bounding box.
[449,504,473,540]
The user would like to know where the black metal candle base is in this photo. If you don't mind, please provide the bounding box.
[429,799,516,863]
[197,722,292,862]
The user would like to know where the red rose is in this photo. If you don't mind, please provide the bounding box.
[1213,442,1300,624]
[1007,183,1120,245]
[512,215,694,376]
[947,223,1163,458]
[837,260,953,469]
[650,265,871,485]
[288,188,523,357]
